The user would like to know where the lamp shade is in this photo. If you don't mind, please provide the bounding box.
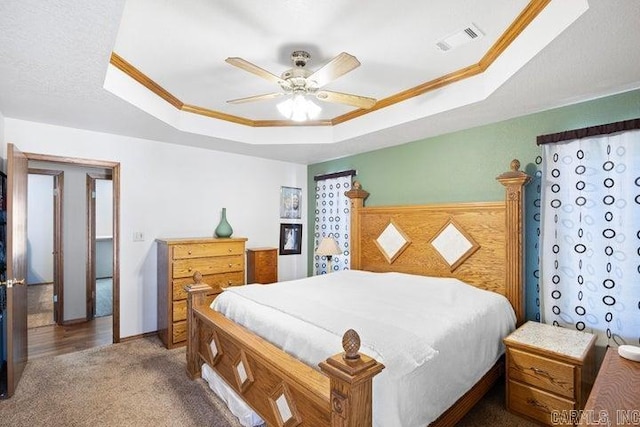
[315,237,342,256]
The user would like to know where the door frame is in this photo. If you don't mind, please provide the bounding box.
[25,152,121,343]
[28,168,64,324]
[86,172,112,321]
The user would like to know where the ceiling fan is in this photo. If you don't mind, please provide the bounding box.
[225,50,377,114]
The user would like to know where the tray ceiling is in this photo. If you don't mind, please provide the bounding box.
[105,0,587,145]
[1,0,640,163]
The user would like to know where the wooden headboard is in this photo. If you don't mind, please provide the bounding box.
[346,160,530,325]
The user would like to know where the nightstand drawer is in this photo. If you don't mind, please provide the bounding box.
[509,379,575,425]
[508,348,575,398]
[172,242,245,259]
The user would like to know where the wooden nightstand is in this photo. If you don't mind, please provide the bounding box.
[246,247,278,284]
[504,321,596,426]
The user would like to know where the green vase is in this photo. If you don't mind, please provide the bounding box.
[214,207,233,238]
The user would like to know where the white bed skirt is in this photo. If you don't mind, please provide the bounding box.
[201,363,264,427]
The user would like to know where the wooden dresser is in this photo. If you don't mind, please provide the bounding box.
[246,247,278,284]
[504,321,596,426]
[580,347,640,426]
[156,237,247,349]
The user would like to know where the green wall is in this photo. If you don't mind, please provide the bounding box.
[307,89,640,320]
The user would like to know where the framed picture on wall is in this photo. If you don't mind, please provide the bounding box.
[279,223,302,255]
[280,186,302,219]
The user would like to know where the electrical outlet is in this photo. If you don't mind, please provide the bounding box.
[133,231,145,242]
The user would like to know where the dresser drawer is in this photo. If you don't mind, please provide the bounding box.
[173,321,187,343]
[173,300,187,322]
[172,242,245,259]
[509,379,575,425]
[201,271,245,289]
[508,348,575,398]
[172,272,244,300]
[172,255,244,278]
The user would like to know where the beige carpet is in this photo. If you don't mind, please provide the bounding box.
[1,337,242,427]
[27,283,55,329]
[0,336,537,427]
[456,380,537,427]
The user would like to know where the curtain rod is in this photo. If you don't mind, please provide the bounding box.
[313,169,357,181]
[537,118,640,145]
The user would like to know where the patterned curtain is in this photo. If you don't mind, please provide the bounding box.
[525,155,543,322]
[540,129,640,346]
[313,176,351,274]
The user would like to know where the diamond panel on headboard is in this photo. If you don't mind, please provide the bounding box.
[374,220,411,264]
[429,218,479,271]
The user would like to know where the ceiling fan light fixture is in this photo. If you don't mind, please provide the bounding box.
[227,50,375,116]
[277,94,321,122]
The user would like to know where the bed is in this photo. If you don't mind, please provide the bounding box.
[186,160,530,427]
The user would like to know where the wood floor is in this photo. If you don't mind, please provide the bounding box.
[28,316,113,359]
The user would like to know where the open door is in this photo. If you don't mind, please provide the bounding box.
[2,143,29,398]
[86,173,112,321]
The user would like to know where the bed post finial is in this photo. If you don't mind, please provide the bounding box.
[319,329,384,427]
[342,329,361,361]
[185,271,213,379]
[496,159,531,326]
[346,182,369,270]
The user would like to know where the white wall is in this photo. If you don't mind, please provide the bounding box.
[95,179,113,236]
[95,179,113,279]
[3,118,308,338]
[0,110,4,150]
[27,174,54,285]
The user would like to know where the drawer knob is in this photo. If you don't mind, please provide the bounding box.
[188,268,192,272]
[229,263,233,267]
[228,248,232,252]
[188,250,192,255]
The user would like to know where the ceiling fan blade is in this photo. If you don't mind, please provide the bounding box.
[315,90,376,109]
[227,92,284,104]
[308,52,360,88]
[226,57,285,85]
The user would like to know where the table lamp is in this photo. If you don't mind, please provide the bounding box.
[315,237,342,273]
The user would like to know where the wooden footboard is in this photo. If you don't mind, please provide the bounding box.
[186,283,384,427]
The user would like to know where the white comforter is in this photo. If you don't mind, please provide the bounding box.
[212,270,515,427]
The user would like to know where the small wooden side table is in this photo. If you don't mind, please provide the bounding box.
[246,247,278,284]
[579,347,640,426]
[504,321,596,426]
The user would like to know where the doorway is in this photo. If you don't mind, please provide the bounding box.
[3,145,121,397]
[25,152,120,346]
[26,169,63,329]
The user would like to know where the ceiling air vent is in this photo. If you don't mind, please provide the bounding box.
[435,24,484,52]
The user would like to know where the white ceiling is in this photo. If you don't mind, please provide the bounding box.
[1,0,639,164]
